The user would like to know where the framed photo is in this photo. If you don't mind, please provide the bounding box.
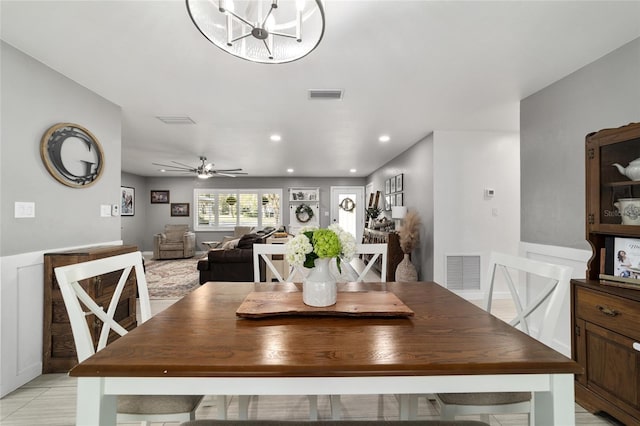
[390,177,396,193]
[396,173,403,192]
[396,192,404,207]
[385,179,391,195]
[121,186,134,216]
[384,195,391,211]
[170,203,190,217]
[389,193,395,208]
[150,190,170,204]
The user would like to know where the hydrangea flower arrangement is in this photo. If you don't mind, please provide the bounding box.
[285,224,357,272]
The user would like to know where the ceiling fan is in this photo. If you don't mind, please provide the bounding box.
[152,156,247,178]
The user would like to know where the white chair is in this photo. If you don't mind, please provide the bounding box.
[353,243,388,282]
[54,251,207,425]
[253,243,298,283]
[431,251,573,424]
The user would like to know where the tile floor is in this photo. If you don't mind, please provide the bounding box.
[0,297,622,425]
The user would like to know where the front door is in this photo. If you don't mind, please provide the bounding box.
[330,186,365,242]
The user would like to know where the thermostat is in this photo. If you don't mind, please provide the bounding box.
[484,188,495,198]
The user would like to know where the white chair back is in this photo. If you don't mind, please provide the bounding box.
[483,251,573,346]
[354,243,388,282]
[253,244,297,282]
[54,251,150,362]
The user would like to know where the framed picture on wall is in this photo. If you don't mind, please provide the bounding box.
[150,190,170,204]
[385,195,391,211]
[385,179,391,195]
[396,173,403,192]
[170,203,190,217]
[390,177,396,193]
[396,192,404,207]
[121,186,134,216]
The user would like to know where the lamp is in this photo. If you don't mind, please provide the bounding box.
[391,206,407,230]
[186,0,325,64]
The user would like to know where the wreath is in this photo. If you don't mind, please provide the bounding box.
[339,197,356,212]
[295,203,314,223]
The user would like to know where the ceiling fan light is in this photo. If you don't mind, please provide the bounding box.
[197,173,210,179]
[186,0,325,64]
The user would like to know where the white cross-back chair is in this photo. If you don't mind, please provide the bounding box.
[431,251,573,425]
[354,243,388,282]
[54,251,205,425]
[253,243,298,283]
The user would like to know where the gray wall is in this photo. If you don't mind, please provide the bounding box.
[122,175,365,251]
[1,42,122,256]
[367,134,434,280]
[521,37,640,250]
[121,172,148,250]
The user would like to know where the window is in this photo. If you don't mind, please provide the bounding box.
[194,188,282,231]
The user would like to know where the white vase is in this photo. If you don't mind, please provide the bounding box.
[395,253,418,282]
[303,257,337,307]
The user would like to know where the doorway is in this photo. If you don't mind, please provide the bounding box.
[330,186,365,242]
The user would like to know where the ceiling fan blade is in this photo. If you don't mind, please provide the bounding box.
[152,162,194,171]
[171,160,198,169]
[213,168,243,172]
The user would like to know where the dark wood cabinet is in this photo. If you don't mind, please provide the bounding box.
[361,228,403,282]
[572,122,640,424]
[43,245,138,373]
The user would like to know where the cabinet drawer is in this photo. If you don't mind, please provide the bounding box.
[576,286,640,341]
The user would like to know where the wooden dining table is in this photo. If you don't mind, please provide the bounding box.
[69,281,582,425]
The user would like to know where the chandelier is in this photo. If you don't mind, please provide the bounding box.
[186,0,325,64]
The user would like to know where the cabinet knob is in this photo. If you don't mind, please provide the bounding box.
[634,342,640,352]
[596,305,619,317]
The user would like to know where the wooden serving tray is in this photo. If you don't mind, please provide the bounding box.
[236,291,414,319]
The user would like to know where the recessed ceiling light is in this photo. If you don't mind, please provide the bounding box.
[287,168,294,173]
[349,168,357,173]
[159,169,166,173]
[270,134,282,142]
[379,135,390,143]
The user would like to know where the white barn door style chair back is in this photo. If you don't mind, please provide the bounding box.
[253,244,298,283]
[433,251,573,425]
[54,251,204,425]
[354,243,388,282]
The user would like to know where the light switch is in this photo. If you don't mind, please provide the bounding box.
[100,204,112,217]
[15,202,35,218]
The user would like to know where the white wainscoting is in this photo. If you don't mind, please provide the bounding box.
[0,241,122,397]
[519,241,591,357]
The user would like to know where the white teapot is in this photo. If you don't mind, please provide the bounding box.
[613,157,640,181]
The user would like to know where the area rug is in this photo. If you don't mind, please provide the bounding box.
[144,257,201,299]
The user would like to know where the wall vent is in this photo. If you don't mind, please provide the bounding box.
[446,255,481,290]
[156,116,196,125]
[308,89,343,100]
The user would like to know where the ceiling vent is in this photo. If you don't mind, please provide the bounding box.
[308,89,343,100]
[156,116,196,125]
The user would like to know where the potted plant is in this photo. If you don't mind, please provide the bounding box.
[396,209,421,281]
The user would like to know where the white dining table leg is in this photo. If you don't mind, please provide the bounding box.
[76,377,117,426]
[533,373,575,425]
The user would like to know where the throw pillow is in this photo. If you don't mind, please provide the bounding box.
[221,238,240,250]
[237,233,261,249]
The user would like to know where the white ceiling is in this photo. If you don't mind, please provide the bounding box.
[2,1,640,178]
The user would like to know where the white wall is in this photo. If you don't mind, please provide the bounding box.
[433,131,521,294]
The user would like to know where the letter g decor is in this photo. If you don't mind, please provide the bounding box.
[40,123,104,188]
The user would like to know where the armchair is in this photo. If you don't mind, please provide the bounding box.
[153,224,196,259]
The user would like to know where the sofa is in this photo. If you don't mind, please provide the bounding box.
[153,224,196,259]
[197,228,276,284]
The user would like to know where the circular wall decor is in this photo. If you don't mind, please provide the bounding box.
[339,197,355,212]
[295,203,314,223]
[40,123,104,188]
